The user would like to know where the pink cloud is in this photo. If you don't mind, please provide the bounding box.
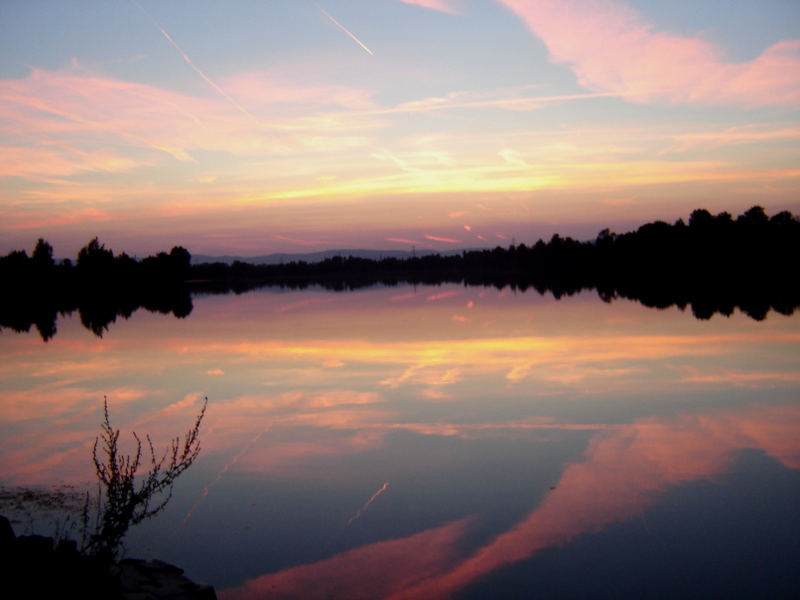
[0,145,140,177]
[426,290,461,302]
[390,292,418,302]
[386,237,421,245]
[399,0,459,15]
[0,65,379,177]
[424,234,461,243]
[497,0,800,106]
[222,70,377,112]
[5,207,114,231]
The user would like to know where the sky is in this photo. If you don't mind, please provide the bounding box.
[1,0,799,257]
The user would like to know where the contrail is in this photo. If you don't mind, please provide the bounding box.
[317,4,374,56]
[345,482,389,527]
[130,0,259,121]
[181,428,268,525]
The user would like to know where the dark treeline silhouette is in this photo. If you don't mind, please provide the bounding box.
[3,206,799,340]
[0,238,193,341]
[191,206,800,321]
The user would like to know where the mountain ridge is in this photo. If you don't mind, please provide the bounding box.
[191,248,475,265]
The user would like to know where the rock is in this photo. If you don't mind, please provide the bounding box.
[0,515,14,546]
[118,558,217,600]
[0,515,215,600]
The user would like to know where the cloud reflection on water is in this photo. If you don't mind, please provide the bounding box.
[221,403,800,599]
[0,286,798,597]
[1,288,798,485]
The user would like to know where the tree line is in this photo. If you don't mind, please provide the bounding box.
[0,238,192,340]
[2,206,798,340]
[192,206,800,320]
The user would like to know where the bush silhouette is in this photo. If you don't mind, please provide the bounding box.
[84,396,207,559]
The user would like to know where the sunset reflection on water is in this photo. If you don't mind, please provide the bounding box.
[1,285,798,597]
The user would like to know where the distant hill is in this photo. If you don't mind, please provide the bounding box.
[191,248,471,265]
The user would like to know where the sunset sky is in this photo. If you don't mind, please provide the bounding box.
[2,0,799,257]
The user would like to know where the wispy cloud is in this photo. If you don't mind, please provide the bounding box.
[663,125,800,153]
[498,0,800,106]
[364,89,621,116]
[0,66,378,174]
[0,145,139,178]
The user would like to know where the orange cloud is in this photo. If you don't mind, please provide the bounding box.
[498,0,800,106]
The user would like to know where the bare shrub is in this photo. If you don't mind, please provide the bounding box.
[83,396,207,558]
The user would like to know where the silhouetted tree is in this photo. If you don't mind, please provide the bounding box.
[77,238,115,282]
[31,238,54,270]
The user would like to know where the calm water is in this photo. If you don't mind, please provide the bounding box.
[1,284,799,598]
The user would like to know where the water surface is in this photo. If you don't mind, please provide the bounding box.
[1,285,798,598]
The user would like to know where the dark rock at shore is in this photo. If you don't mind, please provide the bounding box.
[118,558,217,600]
[0,515,216,599]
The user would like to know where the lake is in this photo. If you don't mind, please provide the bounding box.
[1,284,799,599]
